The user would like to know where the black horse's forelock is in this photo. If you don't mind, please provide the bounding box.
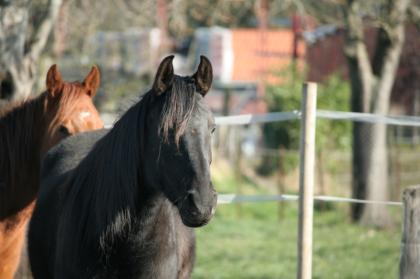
[159,76,197,146]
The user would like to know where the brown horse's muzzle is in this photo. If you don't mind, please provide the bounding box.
[178,185,217,228]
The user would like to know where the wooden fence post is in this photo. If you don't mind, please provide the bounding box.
[297,82,317,279]
[400,185,420,279]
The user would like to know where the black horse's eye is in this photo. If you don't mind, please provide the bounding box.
[58,125,70,136]
[211,126,216,134]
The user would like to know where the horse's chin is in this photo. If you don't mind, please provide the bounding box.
[179,212,212,228]
[177,203,216,228]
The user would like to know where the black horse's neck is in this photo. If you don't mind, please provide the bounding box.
[61,93,153,244]
[0,93,47,219]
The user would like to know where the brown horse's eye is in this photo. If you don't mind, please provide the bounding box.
[58,125,70,136]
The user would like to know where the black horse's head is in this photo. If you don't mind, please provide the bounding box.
[143,55,217,228]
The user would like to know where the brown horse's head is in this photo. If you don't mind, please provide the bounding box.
[41,64,104,153]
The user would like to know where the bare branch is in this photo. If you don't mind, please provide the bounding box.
[372,0,411,76]
[299,0,346,26]
[25,0,62,61]
[408,5,420,28]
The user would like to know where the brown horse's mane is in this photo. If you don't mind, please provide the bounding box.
[0,96,40,118]
[0,81,94,220]
[0,92,47,220]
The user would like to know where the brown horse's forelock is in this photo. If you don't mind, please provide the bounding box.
[47,82,89,134]
[159,76,196,146]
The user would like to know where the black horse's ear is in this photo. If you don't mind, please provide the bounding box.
[193,56,213,97]
[153,55,175,96]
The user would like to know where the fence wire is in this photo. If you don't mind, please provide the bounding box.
[104,109,420,128]
[214,110,420,127]
[217,194,403,206]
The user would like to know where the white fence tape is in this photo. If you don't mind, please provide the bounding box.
[317,110,420,127]
[104,110,420,128]
[215,110,420,127]
[217,194,403,206]
[215,111,301,125]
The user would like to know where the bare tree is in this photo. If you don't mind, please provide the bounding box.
[0,0,62,102]
[301,0,415,227]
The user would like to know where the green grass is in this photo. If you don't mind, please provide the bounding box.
[192,161,402,279]
[193,203,401,279]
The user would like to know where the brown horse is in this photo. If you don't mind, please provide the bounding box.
[0,64,103,279]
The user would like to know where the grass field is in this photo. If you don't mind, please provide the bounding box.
[192,161,402,279]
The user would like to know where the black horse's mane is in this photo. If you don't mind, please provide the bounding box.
[58,76,197,259]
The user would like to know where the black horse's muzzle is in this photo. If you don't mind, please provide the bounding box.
[178,186,217,228]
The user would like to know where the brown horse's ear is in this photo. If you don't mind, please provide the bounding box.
[82,65,100,97]
[46,64,63,98]
[193,56,213,97]
[153,55,174,96]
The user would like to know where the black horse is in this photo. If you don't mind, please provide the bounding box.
[28,56,217,279]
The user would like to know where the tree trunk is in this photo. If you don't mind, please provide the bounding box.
[362,0,409,227]
[344,0,375,222]
[360,122,392,227]
[0,0,62,101]
[351,122,371,220]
